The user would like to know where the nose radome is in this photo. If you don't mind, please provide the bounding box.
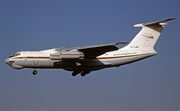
[4,58,9,64]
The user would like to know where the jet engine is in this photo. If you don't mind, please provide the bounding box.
[50,51,84,60]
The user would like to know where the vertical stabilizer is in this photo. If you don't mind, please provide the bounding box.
[123,18,175,51]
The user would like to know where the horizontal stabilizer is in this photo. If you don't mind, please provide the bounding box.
[134,18,175,27]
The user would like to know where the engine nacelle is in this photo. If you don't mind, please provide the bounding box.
[50,51,84,60]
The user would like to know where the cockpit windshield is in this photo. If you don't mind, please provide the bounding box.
[9,52,21,58]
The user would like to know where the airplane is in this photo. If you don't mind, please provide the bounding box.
[5,18,175,76]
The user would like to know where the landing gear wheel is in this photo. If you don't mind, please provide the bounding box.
[32,70,38,75]
[72,70,81,77]
[81,73,86,77]
[72,72,78,77]
[81,70,91,77]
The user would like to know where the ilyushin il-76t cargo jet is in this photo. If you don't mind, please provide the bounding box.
[5,18,175,76]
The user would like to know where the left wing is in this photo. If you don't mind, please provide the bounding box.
[78,42,127,59]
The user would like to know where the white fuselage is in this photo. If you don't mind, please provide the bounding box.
[5,48,156,71]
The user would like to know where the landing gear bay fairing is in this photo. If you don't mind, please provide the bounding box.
[5,18,175,76]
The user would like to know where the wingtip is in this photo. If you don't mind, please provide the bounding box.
[167,18,176,21]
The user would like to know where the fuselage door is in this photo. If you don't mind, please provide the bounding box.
[33,57,38,66]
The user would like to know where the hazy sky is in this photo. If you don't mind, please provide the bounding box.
[0,0,180,111]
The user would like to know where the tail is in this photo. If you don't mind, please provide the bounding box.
[123,18,175,52]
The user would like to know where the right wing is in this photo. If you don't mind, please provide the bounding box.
[53,42,127,59]
[77,42,127,59]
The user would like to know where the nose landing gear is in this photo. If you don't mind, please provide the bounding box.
[32,69,38,75]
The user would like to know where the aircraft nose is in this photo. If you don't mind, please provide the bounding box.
[4,58,9,64]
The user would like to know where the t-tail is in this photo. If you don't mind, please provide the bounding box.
[122,18,175,54]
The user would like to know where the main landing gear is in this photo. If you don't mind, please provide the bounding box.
[32,69,38,75]
[72,70,91,77]
[72,70,81,76]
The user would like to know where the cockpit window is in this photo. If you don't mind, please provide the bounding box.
[14,53,21,56]
[9,53,21,57]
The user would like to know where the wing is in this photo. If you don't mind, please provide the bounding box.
[53,42,127,60]
[78,42,127,59]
